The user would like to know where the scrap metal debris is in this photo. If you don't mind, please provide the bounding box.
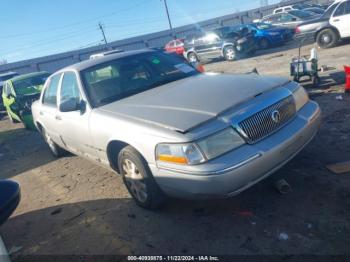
[274,179,291,194]
[326,161,350,174]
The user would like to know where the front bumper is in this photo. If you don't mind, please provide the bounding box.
[150,101,321,199]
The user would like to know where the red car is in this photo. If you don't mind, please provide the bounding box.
[164,39,185,55]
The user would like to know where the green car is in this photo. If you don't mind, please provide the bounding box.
[2,71,50,130]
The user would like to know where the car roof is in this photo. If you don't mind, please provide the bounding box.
[9,71,50,82]
[58,49,155,73]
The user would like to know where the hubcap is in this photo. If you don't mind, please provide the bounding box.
[322,34,331,44]
[188,54,197,63]
[122,159,148,203]
[226,48,235,60]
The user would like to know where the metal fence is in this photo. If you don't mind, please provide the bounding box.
[0,0,330,75]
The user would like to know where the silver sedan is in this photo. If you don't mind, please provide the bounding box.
[32,49,321,209]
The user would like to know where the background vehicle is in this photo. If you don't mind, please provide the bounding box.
[261,10,321,29]
[164,39,185,55]
[0,72,19,110]
[184,29,256,63]
[246,23,293,49]
[303,7,325,15]
[273,5,295,14]
[32,50,320,209]
[295,0,350,48]
[2,71,50,129]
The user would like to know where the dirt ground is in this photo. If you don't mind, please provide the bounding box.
[1,39,350,259]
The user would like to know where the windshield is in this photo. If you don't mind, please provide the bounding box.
[81,51,199,107]
[323,2,338,17]
[289,10,314,19]
[13,73,50,95]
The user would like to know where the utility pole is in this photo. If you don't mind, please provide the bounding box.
[162,0,175,39]
[98,22,108,45]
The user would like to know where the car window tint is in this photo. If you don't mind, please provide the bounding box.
[81,51,198,107]
[60,72,81,104]
[346,1,350,14]
[334,2,346,16]
[43,74,61,106]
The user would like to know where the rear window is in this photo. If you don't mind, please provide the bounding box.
[289,10,313,19]
[81,51,198,108]
[13,73,49,94]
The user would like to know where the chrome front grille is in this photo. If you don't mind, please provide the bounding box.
[238,96,296,144]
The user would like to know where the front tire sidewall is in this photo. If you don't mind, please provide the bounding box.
[317,29,338,49]
[118,146,166,209]
[187,52,198,63]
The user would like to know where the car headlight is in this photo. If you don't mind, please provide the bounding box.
[156,143,205,165]
[197,128,245,160]
[156,128,245,165]
[293,86,309,111]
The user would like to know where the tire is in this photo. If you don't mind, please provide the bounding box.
[187,52,198,63]
[224,46,236,61]
[42,128,67,157]
[118,146,167,210]
[316,29,338,49]
[259,38,270,49]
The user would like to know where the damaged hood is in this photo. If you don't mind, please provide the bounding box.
[99,74,289,132]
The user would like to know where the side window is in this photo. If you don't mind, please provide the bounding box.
[345,1,350,14]
[60,72,81,105]
[334,2,346,16]
[43,74,61,106]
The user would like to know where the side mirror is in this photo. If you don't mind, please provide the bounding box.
[60,98,86,113]
[59,98,79,112]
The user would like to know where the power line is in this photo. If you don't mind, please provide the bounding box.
[98,22,108,45]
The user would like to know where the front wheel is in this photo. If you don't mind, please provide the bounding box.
[224,46,236,61]
[316,29,338,49]
[258,38,270,49]
[118,146,167,209]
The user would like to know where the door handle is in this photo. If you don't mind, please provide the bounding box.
[55,115,62,121]
[333,19,340,22]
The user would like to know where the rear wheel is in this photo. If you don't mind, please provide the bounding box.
[187,52,198,63]
[316,29,338,49]
[118,146,167,209]
[42,128,66,157]
[224,46,236,61]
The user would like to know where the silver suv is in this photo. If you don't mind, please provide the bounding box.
[32,50,321,209]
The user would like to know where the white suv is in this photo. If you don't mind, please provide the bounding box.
[295,0,350,48]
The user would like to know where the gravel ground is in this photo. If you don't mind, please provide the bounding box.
[1,40,350,259]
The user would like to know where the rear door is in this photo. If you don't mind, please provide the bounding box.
[195,33,222,59]
[55,71,97,160]
[331,0,350,38]
[40,73,63,146]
